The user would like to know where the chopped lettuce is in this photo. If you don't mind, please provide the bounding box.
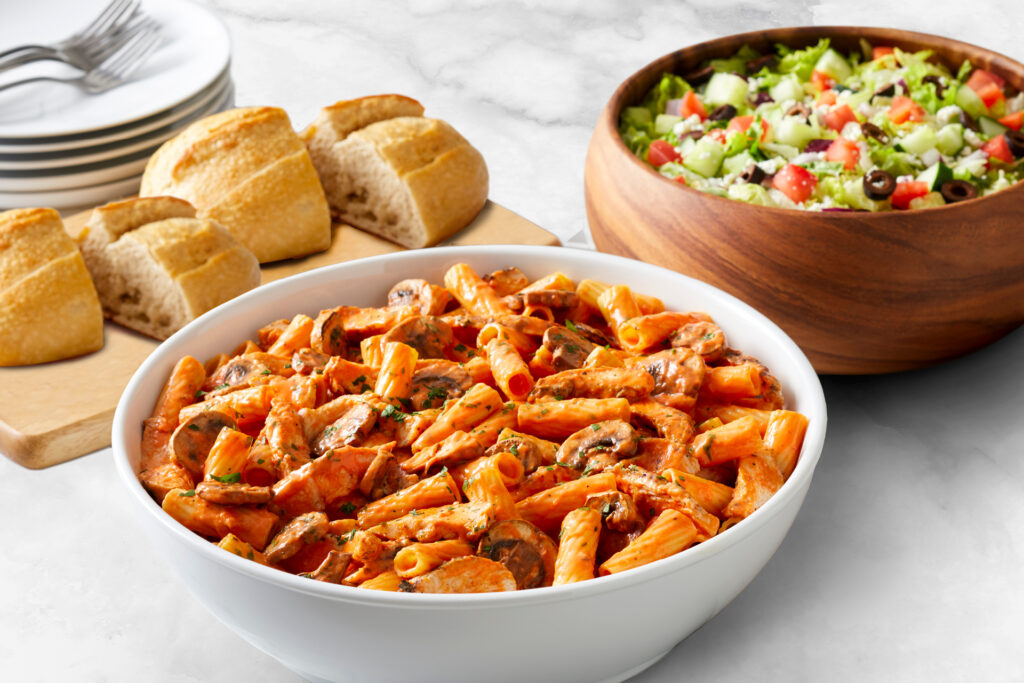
[776,38,831,81]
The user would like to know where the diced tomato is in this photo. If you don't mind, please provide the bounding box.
[822,104,859,132]
[890,181,929,210]
[772,163,818,204]
[888,96,926,124]
[872,46,895,60]
[981,134,1014,164]
[966,69,1006,109]
[825,138,861,170]
[674,175,688,185]
[679,90,707,121]
[706,128,728,144]
[816,90,838,106]
[726,115,770,141]
[811,69,835,92]
[997,111,1023,131]
[647,139,681,166]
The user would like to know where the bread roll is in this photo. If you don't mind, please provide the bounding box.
[0,208,104,366]
[303,95,488,249]
[75,196,261,340]
[140,106,332,263]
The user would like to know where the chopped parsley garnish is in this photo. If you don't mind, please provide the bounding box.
[381,404,407,422]
[210,472,241,483]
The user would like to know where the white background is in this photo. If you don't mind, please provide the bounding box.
[2,1,1023,681]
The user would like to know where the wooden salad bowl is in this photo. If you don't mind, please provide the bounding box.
[585,26,1024,374]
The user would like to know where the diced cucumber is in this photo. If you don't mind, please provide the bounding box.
[726,182,774,206]
[814,48,853,82]
[760,141,800,160]
[843,177,885,211]
[841,88,872,112]
[935,124,964,155]
[774,117,818,149]
[908,191,946,209]
[898,125,937,156]
[917,161,952,190]
[678,136,698,156]
[704,72,750,108]
[769,75,804,103]
[621,106,653,130]
[683,138,725,177]
[722,151,757,175]
[977,116,1010,137]
[654,114,683,135]
[955,85,987,119]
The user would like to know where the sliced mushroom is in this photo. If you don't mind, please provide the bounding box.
[528,366,655,403]
[408,360,473,410]
[504,289,580,312]
[265,511,329,564]
[476,519,558,589]
[542,325,596,371]
[309,550,353,584]
[312,402,377,456]
[382,315,454,359]
[669,321,725,362]
[400,556,517,593]
[556,419,638,470]
[195,480,274,505]
[481,267,529,296]
[206,356,274,395]
[170,410,238,479]
[359,449,418,499]
[642,347,706,410]
[387,278,453,315]
[585,491,642,533]
[569,321,616,348]
[629,400,695,446]
[310,309,347,357]
[485,435,544,473]
[291,348,331,375]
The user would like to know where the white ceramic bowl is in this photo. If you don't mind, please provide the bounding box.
[111,245,827,683]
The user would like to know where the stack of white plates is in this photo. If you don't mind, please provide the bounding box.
[0,0,233,211]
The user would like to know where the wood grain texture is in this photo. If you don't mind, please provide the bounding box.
[0,201,559,469]
[585,26,1024,375]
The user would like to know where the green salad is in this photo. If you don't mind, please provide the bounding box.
[620,38,1024,211]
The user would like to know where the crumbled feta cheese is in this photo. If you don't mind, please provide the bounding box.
[935,105,962,126]
[756,157,784,174]
[963,128,984,149]
[841,121,862,140]
[857,102,878,118]
[792,151,826,166]
[919,149,941,168]
[672,114,703,137]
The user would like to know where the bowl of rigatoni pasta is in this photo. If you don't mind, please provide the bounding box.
[112,245,826,683]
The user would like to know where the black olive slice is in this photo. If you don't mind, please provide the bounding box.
[745,54,777,72]
[678,129,704,141]
[861,122,889,144]
[739,164,766,185]
[1004,130,1024,158]
[863,169,896,200]
[785,102,811,119]
[752,92,774,106]
[959,110,979,131]
[708,104,737,121]
[921,74,946,98]
[939,180,978,203]
[872,83,896,99]
[684,64,714,85]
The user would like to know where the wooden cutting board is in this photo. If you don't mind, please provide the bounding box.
[0,201,559,469]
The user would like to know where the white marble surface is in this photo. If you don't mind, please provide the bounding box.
[2,1,1024,681]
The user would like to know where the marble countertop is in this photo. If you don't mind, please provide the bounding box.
[2,1,1023,680]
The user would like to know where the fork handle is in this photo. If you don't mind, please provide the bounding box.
[0,46,62,76]
[0,45,55,61]
[0,75,70,94]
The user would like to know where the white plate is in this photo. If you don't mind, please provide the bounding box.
[0,0,230,138]
[0,66,231,153]
[0,174,140,211]
[0,83,233,192]
[0,77,233,170]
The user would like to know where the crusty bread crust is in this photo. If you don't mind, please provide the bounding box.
[303,96,488,249]
[0,208,104,366]
[140,106,331,263]
[79,197,261,340]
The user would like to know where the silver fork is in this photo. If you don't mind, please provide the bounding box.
[0,0,140,73]
[0,25,162,95]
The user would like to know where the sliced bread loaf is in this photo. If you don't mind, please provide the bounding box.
[76,196,261,340]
